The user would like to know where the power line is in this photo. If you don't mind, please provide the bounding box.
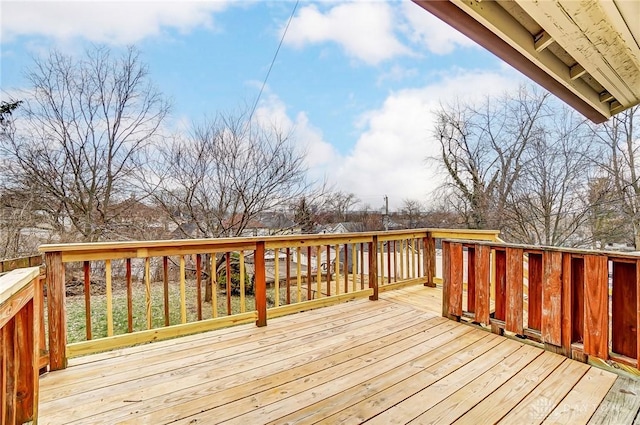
[248,0,299,124]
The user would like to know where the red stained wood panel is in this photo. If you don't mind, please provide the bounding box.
[467,247,476,313]
[542,251,562,346]
[571,257,585,344]
[583,255,609,360]
[505,247,524,334]
[528,253,543,331]
[612,261,637,359]
[448,242,464,317]
[442,241,451,318]
[474,244,491,325]
[494,250,507,322]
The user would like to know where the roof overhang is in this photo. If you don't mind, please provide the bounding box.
[413,0,640,123]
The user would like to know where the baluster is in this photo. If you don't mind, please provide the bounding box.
[296,247,302,303]
[274,248,280,307]
[83,261,92,340]
[105,260,113,336]
[180,255,187,324]
[126,259,133,332]
[163,256,170,326]
[145,257,151,330]
[196,254,203,321]
[211,253,218,318]
[239,251,246,313]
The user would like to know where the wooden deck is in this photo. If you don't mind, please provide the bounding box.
[38,285,635,424]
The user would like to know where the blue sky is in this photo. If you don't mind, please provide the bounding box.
[1,1,527,210]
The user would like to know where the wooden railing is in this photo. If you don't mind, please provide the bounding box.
[38,228,500,371]
[442,239,640,370]
[0,254,43,275]
[1,267,42,424]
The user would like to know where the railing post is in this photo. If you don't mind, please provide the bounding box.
[15,288,37,424]
[424,233,436,287]
[255,241,267,327]
[475,244,491,325]
[442,241,462,321]
[369,236,378,301]
[45,252,67,370]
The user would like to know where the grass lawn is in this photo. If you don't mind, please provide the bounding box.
[64,280,312,343]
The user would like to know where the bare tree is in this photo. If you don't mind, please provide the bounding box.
[148,111,311,300]
[590,106,640,248]
[150,111,309,239]
[433,85,551,230]
[294,197,315,234]
[400,198,423,228]
[0,46,170,242]
[503,107,596,246]
[322,191,360,222]
[587,176,630,248]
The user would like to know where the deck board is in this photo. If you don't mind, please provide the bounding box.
[589,376,640,424]
[38,284,624,424]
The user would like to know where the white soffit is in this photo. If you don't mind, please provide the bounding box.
[514,0,640,111]
[415,0,640,122]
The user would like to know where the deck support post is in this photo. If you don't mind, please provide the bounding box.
[424,233,436,287]
[369,236,378,301]
[45,252,67,371]
[255,241,267,327]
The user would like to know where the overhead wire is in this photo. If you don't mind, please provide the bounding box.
[248,0,300,124]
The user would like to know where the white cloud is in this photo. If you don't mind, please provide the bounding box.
[332,70,522,209]
[249,70,524,210]
[252,94,340,184]
[401,1,477,55]
[1,1,229,45]
[284,2,412,65]
[376,65,419,85]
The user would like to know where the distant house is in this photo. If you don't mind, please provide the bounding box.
[332,222,365,234]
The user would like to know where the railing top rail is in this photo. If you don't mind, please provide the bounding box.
[442,238,640,260]
[430,229,501,240]
[0,266,40,306]
[39,228,501,254]
[37,229,501,263]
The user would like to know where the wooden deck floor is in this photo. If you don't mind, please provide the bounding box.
[38,285,632,424]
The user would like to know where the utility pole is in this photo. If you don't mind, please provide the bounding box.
[383,195,389,231]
